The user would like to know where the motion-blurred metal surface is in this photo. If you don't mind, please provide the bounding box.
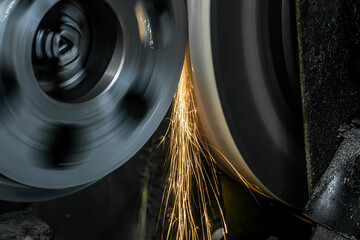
[0,0,186,201]
[188,0,308,207]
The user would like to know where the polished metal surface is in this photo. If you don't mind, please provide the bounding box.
[188,0,308,207]
[0,0,186,201]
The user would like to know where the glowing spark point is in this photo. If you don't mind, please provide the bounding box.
[159,48,227,240]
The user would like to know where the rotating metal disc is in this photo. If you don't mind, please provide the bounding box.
[0,0,186,201]
[188,0,308,207]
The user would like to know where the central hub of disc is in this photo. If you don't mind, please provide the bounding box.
[32,1,120,103]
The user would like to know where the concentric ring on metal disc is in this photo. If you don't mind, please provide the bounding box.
[0,175,95,202]
[0,0,186,201]
[188,0,308,207]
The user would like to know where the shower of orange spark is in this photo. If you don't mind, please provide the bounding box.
[159,46,275,239]
[159,48,227,240]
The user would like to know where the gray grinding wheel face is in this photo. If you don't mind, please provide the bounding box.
[188,0,308,208]
[0,0,186,202]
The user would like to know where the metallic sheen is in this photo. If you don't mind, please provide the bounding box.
[0,0,186,201]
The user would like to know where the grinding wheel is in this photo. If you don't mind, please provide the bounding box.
[188,0,308,207]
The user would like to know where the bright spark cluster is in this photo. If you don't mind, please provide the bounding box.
[160,49,226,240]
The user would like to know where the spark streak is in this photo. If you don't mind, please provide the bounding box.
[160,49,226,240]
